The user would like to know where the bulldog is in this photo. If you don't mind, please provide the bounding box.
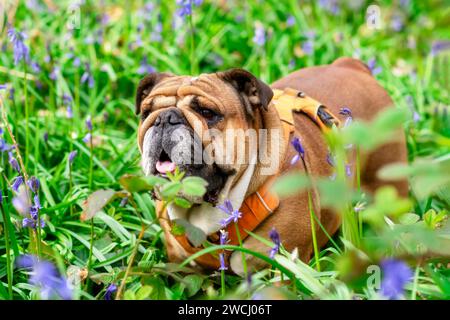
[135,57,408,274]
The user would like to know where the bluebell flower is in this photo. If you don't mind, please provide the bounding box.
[0,138,12,152]
[318,0,340,15]
[119,197,128,207]
[16,255,73,300]
[27,176,40,193]
[49,66,59,81]
[12,185,31,215]
[290,137,305,165]
[137,57,156,75]
[339,107,353,127]
[8,151,20,172]
[217,199,242,227]
[391,14,404,32]
[0,190,2,203]
[151,22,163,42]
[380,259,413,300]
[326,152,335,167]
[43,132,49,144]
[367,58,382,76]
[73,57,81,67]
[82,133,92,144]
[85,115,93,131]
[345,164,352,177]
[268,228,281,259]
[301,31,315,56]
[63,94,73,119]
[253,24,266,46]
[105,283,117,300]
[12,176,24,192]
[81,63,94,88]
[68,150,78,164]
[431,41,450,57]
[219,253,228,271]
[0,84,7,90]
[7,25,30,65]
[31,61,41,73]
[219,229,229,246]
[286,15,295,27]
[406,96,420,123]
[176,0,203,17]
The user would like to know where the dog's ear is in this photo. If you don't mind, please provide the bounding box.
[135,72,172,115]
[218,68,273,117]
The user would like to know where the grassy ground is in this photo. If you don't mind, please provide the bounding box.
[0,0,449,300]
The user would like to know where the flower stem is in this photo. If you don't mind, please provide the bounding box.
[0,203,13,299]
[234,222,248,277]
[188,7,196,74]
[23,63,29,171]
[307,190,321,272]
[220,269,225,297]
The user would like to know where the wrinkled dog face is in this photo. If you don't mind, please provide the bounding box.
[135,69,273,204]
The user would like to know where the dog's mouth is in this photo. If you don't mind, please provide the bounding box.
[155,150,176,176]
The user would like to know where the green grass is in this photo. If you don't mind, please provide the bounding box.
[0,0,449,300]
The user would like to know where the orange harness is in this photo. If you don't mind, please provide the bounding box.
[162,88,341,269]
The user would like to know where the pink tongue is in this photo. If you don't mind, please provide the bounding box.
[156,161,176,174]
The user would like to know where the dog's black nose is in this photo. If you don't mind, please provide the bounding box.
[155,109,184,126]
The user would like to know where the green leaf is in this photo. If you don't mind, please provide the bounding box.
[183,274,204,297]
[119,174,167,193]
[81,189,117,221]
[181,176,208,197]
[160,181,182,199]
[174,197,193,209]
[135,285,154,300]
[272,173,310,197]
[399,213,420,225]
[172,219,206,247]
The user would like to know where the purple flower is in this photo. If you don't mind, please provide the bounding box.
[326,152,335,167]
[31,61,41,73]
[286,15,295,27]
[7,25,30,65]
[219,253,228,271]
[8,151,20,172]
[268,228,281,259]
[137,57,156,75]
[43,132,49,144]
[219,229,229,246]
[105,283,117,300]
[16,255,73,300]
[431,41,450,57]
[345,164,352,177]
[253,24,266,46]
[380,259,413,300]
[367,58,382,76]
[318,0,340,15]
[0,190,2,203]
[217,199,242,227]
[0,138,12,152]
[82,133,92,144]
[391,14,404,32]
[151,22,163,42]
[290,137,305,165]
[339,107,353,127]
[27,176,40,193]
[81,64,94,88]
[12,185,30,215]
[406,96,420,123]
[119,197,128,207]
[68,150,78,164]
[85,115,93,131]
[0,84,7,90]
[62,94,73,118]
[176,0,203,17]
[12,176,24,192]
[73,57,81,67]
[49,66,59,81]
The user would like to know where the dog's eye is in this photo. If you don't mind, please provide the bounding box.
[195,107,222,125]
[141,109,151,121]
